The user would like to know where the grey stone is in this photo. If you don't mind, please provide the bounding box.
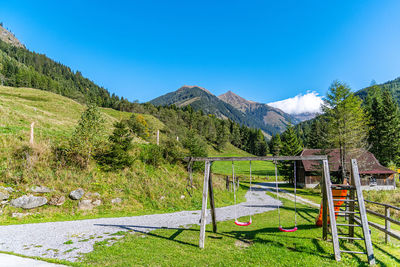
[31,186,51,193]
[111,198,122,204]
[12,212,32,218]
[10,195,47,209]
[0,192,9,200]
[78,199,93,211]
[0,186,14,192]
[180,195,185,199]
[48,195,65,206]
[69,189,84,200]
[92,199,102,206]
[86,192,100,198]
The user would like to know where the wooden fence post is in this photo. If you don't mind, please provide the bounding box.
[156,130,160,145]
[30,122,35,146]
[226,176,229,191]
[385,206,391,243]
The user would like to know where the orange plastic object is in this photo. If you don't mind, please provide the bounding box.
[315,189,347,227]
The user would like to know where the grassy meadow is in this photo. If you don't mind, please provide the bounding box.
[0,86,246,224]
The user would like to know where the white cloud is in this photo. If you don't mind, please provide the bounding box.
[268,91,323,115]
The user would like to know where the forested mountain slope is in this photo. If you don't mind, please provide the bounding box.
[355,77,400,104]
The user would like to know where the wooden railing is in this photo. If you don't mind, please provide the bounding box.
[361,200,400,243]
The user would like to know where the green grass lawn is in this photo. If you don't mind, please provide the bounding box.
[81,194,400,266]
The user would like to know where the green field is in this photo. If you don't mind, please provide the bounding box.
[209,144,279,180]
[81,194,400,266]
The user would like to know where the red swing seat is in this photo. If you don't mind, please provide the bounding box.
[279,226,298,232]
[234,218,252,226]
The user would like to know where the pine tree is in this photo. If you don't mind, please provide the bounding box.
[322,81,369,180]
[97,121,134,170]
[367,88,400,166]
[279,124,303,182]
[270,134,283,156]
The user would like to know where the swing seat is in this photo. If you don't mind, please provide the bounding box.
[235,218,252,226]
[279,226,298,232]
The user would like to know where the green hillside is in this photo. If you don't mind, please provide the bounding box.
[355,77,400,104]
[0,86,248,224]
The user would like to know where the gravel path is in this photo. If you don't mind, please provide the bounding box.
[0,183,281,262]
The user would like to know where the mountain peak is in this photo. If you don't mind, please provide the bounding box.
[178,85,213,95]
[0,24,25,48]
[218,90,256,112]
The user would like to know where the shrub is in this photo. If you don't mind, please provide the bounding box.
[139,144,163,167]
[127,114,150,140]
[161,138,184,164]
[68,104,106,168]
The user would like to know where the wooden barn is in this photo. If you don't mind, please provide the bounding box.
[296,148,397,190]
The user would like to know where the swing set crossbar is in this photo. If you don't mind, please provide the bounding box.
[185,155,327,162]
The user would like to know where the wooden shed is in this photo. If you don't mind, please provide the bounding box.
[296,148,396,190]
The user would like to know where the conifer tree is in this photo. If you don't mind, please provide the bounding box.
[279,124,303,182]
[322,81,369,180]
[270,134,283,156]
[367,88,400,166]
[97,121,134,170]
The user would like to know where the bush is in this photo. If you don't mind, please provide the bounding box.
[127,114,150,140]
[161,138,184,164]
[139,144,163,167]
[68,104,106,168]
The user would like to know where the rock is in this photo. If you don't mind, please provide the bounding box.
[86,192,101,198]
[0,192,9,200]
[159,196,165,201]
[48,195,65,206]
[31,186,51,193]
[180,195,185,199]
[92,199,102,206]
[10,195,47,209]
[12,212,32,218]
[78,199,94,211]
[111,198,122,204]
[69,188,84,200]
[1,200,9,205]
[0,186,14,192]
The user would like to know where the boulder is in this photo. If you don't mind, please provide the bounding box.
[0,192,9,200]
[31,186,51,193]
[48,195,65,206]
[78,199,94,211]
[69,188,84,200]
[111,197,122,204]
[10,195,47,209]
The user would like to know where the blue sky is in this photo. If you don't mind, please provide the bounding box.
[1,0,400,108]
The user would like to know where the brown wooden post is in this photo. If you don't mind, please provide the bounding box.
[208,162,217,233]
[226,176,229,191]
[199,161,210,248]
[385,206,390,243]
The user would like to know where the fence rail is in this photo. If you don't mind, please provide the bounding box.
[363,200,400,243]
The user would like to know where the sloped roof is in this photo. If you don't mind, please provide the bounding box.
[301,148,396,175]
